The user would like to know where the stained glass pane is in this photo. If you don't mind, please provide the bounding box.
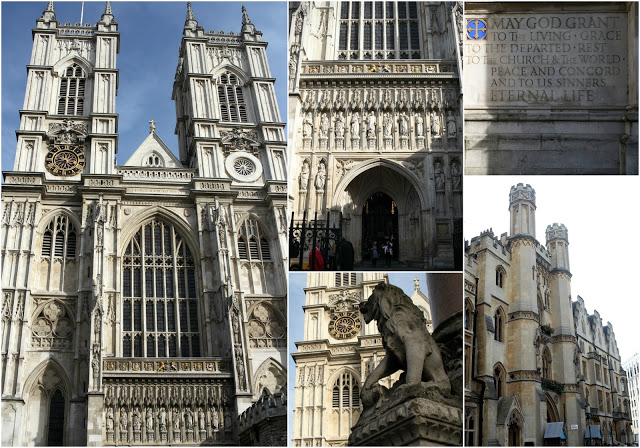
[133,268,141,297]
[167,301,176,332]
[158,335,166,357]
[181,335,190,356]
[123,300,131,331]
[123,335,131,357]
[187,269,196,297]
[147,335,155,357]
[134,334,142,357]
[146,301,155,331]
[190,301,199,332]
[169,335,177,357]
[350,23,359,50]
[179,301,188,331]
[157,303,165,331]
[192,334,201,357]
[134,300,142,331]
[156,270,164,298]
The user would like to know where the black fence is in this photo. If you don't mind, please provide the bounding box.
[289,211,344,271]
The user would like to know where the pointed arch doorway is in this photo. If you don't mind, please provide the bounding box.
[362,192,398,262]
[47,390,65,446]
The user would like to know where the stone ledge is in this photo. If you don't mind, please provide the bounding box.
[348,394,462,446]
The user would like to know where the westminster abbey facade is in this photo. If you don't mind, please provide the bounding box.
[1,2,287,446]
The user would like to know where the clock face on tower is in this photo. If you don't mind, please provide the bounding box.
[328,311,362,340]
[45,144,86,176]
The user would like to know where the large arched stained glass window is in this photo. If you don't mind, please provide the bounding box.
[122,218,200,357]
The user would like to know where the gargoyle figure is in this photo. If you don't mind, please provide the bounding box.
[359,282,450,394]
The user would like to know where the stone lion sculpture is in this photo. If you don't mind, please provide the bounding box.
[359,282,450,394]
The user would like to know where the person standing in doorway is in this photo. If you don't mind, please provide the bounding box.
[384,239,393,268]
[371,242,379,268]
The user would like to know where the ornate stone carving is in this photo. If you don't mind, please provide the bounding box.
[220,128,260,156]
[314,160,326,192]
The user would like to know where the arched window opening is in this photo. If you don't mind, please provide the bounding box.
[466,415,475,446]
[332,372,360,409]
[42,216,77,259]
[494,308,504,342]
[217,71,248,123]
[495,266,505,288]
[247,302,286,348]
[47,389,65,446]
[494,366,504,398]
[542,348,552,379]
[122,218,200,357]
[238,219,272,262]
[58,63,86,116]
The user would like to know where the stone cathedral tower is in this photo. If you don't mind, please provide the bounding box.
[1,2,287,446]
[288,1,463,270]
[464,184,631,446]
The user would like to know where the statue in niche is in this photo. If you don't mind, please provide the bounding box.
[335,111,345,138]
[158,408,167,430]
[198,408,206,431]
[133,408,141,432]
[185,409,194,430]
[431,111,441,136]
[350,112,360,136]
[172,408,181,431]
[447,113,457,137]
[434,162,445,191]
[212,408,220,431]
[119,408,128,433]
[415,114,424,137]
[358,282,450,399]
[299,161,310,191]
[302,113,313,138]
[319,113,329,138]
[398,112,409,137]
[106,408,114,431]
[146,408,154,433]
[288,58,297,91]
[451,160,461,190]
[383,113,393,138]
[314,161,326,192]
[366,111,376,138]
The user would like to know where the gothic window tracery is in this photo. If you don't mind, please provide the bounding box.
[335,273,357,287]
[57,63,86,115]
[494,364,505,398]
[247,302,286,348]
[331,372,360,409]
[31,301,74,349]
[217,72,247,123]
[122,218,200,357]
[42,215,77,259]
[542,348,552,379]
[237,218,271,261]
[337,2,421,59]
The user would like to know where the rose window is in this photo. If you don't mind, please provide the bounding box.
[233,158,256,176]
[247,303,286,348]
[31,301,74,349]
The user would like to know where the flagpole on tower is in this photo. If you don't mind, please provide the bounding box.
[80,1,85,24]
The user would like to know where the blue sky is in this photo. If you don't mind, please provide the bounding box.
[287,272,428,442]
[1,1,287,172]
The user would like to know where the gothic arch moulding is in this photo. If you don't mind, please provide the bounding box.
[333,158,428,211]
[212,64,249,85]
[118,206,200,259]
[235,212,276,241]
[252,357,286,399]
[52,55,93,77]
[37,208,82,236]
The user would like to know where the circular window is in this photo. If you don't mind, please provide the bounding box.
[234,158,256,176]
[225,152,262,182]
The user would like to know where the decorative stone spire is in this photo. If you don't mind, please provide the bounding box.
[40,1,56,22]
[98,0,116,26]
[241,4,256,34]
[184,2,198,30]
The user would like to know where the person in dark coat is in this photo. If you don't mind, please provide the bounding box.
[339,237,355,270]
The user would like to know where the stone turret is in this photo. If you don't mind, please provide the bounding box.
[546,223,570,273]
[509,183,536,238]
[97,1,117,28]
[38,1,56,24]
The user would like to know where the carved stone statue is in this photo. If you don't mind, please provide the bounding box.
[447,113,457,137]
[359,282,450,393]
[299,161,310,191]
[302,113,313,138]
[172,409,180,431]
[314,161,326,192]
[106,408,114,431]
[119,408,128,433]
[335,111,345,138]
[398,112,409,136]
[451,160,461,190]
[434,162,445,191]
[158,408,167,430]
[132,408,141,431]
[212,408,220,431]
[415,114,424,137]
[431,111,441,136]
[366,111,376,138]
[185,409,194,430]
[198,408,206,431]
[350,112,360,136]
[319,113,329,138]
[146,408,154,432]
[383,113,393,138]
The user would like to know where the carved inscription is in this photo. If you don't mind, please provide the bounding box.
[465,14,627,106]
